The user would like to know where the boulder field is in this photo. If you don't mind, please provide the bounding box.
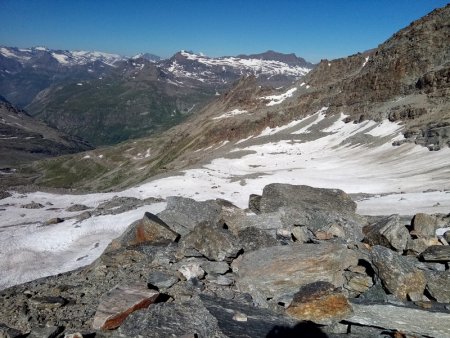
[1,183,449,337]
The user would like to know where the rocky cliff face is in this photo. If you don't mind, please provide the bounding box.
[0,97,92,168]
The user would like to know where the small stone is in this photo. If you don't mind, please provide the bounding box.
[420,245,450,262]
[43,218,64,225]
[29,296,68,309]
[286,281,352,325]
[66,204,90,212]
[178,263,205,281]
[21,201,44,209]
[443,230,450,243]
[276,228,292,239]
[92,283,159,330]
[147,271,179,290]
[291,226,310,243]
[64,333,83,338]
[314,230,333,240]
[414,301,432,309]
[76,211,91,221]
[214,275,234,286]
[200,261,229,275]
[233,311,248,322]
[346,274,373,294]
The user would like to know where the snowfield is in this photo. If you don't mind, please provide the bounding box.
[1,110,449,289]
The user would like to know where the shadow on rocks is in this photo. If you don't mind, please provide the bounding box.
[266,321,328,338]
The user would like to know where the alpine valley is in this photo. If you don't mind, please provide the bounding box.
[0,4,449,338]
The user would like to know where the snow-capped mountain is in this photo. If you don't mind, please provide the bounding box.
[0,46,126,67]
[0,46,314,145]
[163,50,312,85]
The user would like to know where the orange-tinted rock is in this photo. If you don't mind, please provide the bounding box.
[286,281,352,325]
[107,212,179,251]
[92,283,159,330]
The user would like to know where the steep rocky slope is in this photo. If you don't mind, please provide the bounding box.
[0,96,92,167]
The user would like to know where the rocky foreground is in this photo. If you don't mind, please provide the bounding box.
[1,184,449,337]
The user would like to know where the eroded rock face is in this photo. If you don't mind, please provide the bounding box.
[92,283,159,330]
[286,282,352,325]
[233,243,358,303]
[371,245,426,300]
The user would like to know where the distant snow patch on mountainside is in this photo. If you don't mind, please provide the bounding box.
[261,87,297,106]
[213,109,248,120]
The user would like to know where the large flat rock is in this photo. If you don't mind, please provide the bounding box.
[92,283,159,330]
[259,184,357,214]
[348,302,450,337]
[233,243,358,303]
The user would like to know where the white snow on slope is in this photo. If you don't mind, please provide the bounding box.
[1,110,450,289]
[261,87,297,106]
[51,53,70,64]
[362,56,370,67]
[213,109,248,120]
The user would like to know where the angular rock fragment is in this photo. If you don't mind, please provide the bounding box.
[147,270,179,290]
[43,217,64,225]
[66,204,90,212]
[286,281,352,325]
[21,201,44,209]
[92,283,159,330]
[116,298,223,338]
[348,302,450,337]
[424,271,450,303]
[233,243,358,302]
[158,197,222,235]
[371,245,426,300]
[200,261,230,275]
[0,323,24,338]
[412,213,438,238]
[363,215,409,251]
[178,222,241,261]
[178,262,205,281]
[248,194,261,214]
[420,245,450,262]
[108,212,179,251]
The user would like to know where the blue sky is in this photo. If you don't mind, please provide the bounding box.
[0,0,447,62]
